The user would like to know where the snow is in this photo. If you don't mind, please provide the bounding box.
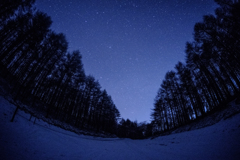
[1,95,240,160]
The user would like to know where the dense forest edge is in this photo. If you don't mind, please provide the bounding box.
[0,0,122,137]
[151,0,240,135]
[0,0,239,139]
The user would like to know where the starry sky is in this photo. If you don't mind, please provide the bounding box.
[35,0,218,123]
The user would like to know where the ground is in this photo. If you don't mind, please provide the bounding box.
[1,95,240,160]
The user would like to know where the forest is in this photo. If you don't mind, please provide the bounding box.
[0,0,120,135]
[151,0,240,133]
[0,0,239,139]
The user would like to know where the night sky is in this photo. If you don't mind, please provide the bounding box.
[35,0,218,123]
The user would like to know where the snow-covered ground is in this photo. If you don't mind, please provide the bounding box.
[1,95,240,160]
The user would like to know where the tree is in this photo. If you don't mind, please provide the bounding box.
[0,0,35,27]
[152,0,240,134]
[1,0,121,136]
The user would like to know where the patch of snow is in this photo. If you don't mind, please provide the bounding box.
[1,95,240,160]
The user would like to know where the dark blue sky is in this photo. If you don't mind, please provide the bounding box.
[35,0,218,122]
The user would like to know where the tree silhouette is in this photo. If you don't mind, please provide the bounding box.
[0,0,121,135]
[152,0,240,133]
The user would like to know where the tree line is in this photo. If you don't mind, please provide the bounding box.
[2,0,239,139]
[0,0,120,135]
[117,118,153,139]
[151,0,240,133]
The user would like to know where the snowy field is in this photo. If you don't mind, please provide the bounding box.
[1,95,240,160]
